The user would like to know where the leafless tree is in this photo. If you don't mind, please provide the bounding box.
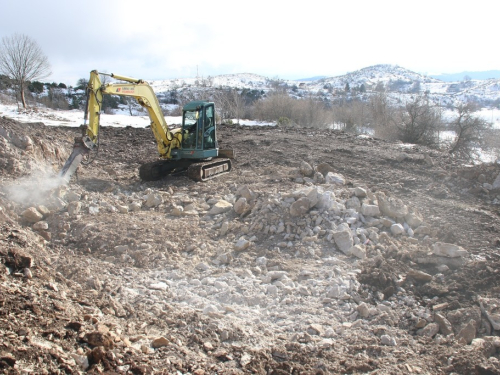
[253,91,296,123]
[448,102,491,160]
[396,95,440,146]
[370,93,399,140]
[332,100,368,133]
[294,96,329,128]
[0,34,51,108]
[213,88,246,124]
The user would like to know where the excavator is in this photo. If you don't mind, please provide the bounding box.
[59,70,233,182]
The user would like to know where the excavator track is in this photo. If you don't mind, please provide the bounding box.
[139,158,232,182]
[139,159,186,181]
[187,158,232,182]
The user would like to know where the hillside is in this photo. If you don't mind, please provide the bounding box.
[147,64,500,109]
[2,110,500,373]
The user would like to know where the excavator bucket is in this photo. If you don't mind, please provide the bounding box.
[59,138,89,182]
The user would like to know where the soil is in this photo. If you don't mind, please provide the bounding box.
[2,115,500,374]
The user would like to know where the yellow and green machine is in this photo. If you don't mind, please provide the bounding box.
[60,70,232,182]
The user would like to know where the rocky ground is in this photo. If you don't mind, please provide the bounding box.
[2,115,500,374]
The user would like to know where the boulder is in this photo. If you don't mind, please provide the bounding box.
[145,193,163,208]
[325,172,345,185]
[234,239,250,251]
[332,224,353,254]
[419,323,439,338]
[208,200,233,215]
[407,269,432,282]
[361,203,380,217]
[354,187,367,198]
[390,223,405,235]
[290,197,311,217]
[67,201,82,216]
[432,242,468,258]
[434,313,453,335]
[234,197,250,215]
[317,163,336,176]
[381,335,397,346]
[377,192,408,219]
[22,207,43,223]
[32,221,49,231]
[405,207,424,228]
[457,320,476,344]
[300,161,314,177]
[348,245,366,259]
[236,185,255,201]
[151,336,169,348]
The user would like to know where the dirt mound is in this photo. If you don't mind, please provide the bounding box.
[2,116,500,373]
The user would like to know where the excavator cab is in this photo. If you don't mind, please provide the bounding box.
[181,101,216,153]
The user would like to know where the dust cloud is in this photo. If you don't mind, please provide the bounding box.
[2,166,67,207]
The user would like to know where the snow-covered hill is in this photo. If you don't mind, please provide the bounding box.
[146,64,500,109]
[1,64,498,129]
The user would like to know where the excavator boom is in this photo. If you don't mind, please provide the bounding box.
[59,70,232,182]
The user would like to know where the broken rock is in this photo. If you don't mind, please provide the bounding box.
[22,207,43,223]
[208,200,233,215]
[377,192,408,219]
[332,224,354,254]
[151,336,169,348]
[290,197,311,217]
[432,242,468,258]
[300,161,314,177]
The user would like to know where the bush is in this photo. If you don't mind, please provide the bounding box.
[254,92,329,128]
[277,117,291,126]
[28,81,44,93]
[395,96,440,146]
[102,95,120,111]
[447,102,491,160]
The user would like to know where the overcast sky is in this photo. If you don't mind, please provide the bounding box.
[1,0,497,86]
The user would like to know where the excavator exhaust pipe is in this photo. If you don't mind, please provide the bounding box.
[59,137,90,182]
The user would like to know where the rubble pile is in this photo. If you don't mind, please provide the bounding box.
[2,118,500,373]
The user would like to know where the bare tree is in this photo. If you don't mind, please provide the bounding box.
[333,100,368,133]
[253,91,296,124]
[0,34,51,109]
[396,95,440,146]
[448,102,491,160]
[370,93,399,140]
[294,96,329,128]
[212,88,247,124]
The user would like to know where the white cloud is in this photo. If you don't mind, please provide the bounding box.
[1,0,497,85]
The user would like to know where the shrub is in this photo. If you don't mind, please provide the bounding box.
[28,81,44,93]
[395,96,440,146]
[277,117,291,126]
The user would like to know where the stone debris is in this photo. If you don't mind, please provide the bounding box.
[1,116,497,374]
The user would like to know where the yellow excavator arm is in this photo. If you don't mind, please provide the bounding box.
[84,70,182,158]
